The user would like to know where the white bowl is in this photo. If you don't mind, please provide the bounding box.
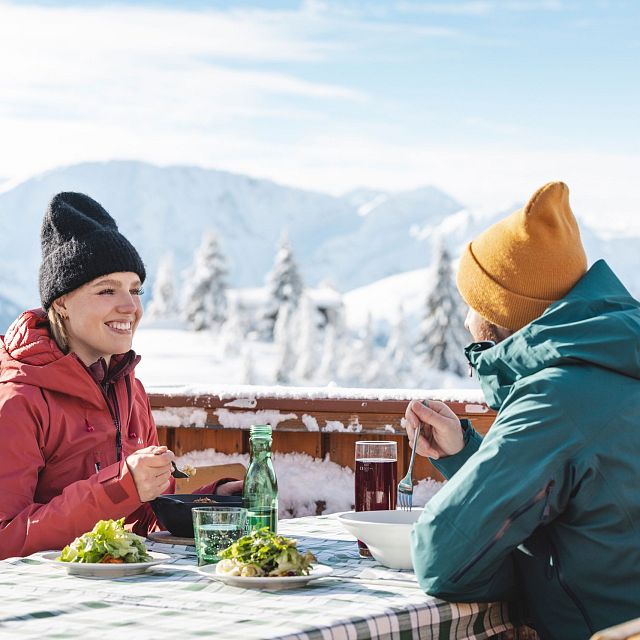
[338,509,423,570]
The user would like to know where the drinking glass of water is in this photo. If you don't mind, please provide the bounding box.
[192,506,247,566]
[355,440,398,557]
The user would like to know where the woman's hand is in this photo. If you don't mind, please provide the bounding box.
[126,445,173,502]
[403,400,465,460]
[215,480,244,496]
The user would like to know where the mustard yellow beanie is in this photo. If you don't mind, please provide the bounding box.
[456,181,587,331]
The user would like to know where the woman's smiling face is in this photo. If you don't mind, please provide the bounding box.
[53,272,144,366]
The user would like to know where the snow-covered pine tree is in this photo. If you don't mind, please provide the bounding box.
[317,301,344,383]
[274,303,297,384]
[183,231,228,332]
[379,304,413,387]
[145,253,178,322]
[338,313,376,386]
[261,234,304,340]
[294,293,321,382]
[219,297,246,358]
[415,242,468,377]
[241,344,256,385]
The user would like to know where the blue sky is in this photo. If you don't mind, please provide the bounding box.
[1,0,639,226]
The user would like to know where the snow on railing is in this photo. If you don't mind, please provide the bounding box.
[149,385,497,486]
[147,383,486,404]
[148,384,493,433]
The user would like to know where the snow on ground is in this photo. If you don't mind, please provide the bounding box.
[175,449,443,517]
[134,327,274,388]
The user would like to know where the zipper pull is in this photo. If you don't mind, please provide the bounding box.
[546,553,554,579]
[116,429,122,462]
[542,480,555,520]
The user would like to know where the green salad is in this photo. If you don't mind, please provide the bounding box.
[216,527,316,577]
[58,518,152,564]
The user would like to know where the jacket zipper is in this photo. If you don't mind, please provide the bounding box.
[102,381,122,462]
[464,340,496,378]
[548,537,594,634]
[451,480,555,583]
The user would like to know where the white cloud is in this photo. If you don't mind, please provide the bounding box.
[396,0,564,14]
[396,1,495,15]
[462,116,522,136]
[0,0,636,233]
[0,3,362,128]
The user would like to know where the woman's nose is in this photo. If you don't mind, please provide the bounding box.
[116,292,139,311]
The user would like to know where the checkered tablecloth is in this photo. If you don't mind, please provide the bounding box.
[0,514,513,640]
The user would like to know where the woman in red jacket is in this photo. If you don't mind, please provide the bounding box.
[0,192,241,559]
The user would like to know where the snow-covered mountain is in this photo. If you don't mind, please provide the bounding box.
[319,186,464,287]
[0,161,464,308]
[0,161,360,308]
[0,160,638,333]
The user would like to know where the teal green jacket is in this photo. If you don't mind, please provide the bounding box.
[411,261,640,640]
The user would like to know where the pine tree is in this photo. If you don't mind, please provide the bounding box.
[145,253,178,321]
[274,304,297,384]
[241,344,256,385]
[261,234,303,340]
[415,242,468,377]
[339,313,376,386]
[294,293,321,382]
[219,297,246,358]
[379,304,413,387]
[317,300,346,384]
[183,231,228,331]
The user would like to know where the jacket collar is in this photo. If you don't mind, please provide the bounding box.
[84,351,141,388]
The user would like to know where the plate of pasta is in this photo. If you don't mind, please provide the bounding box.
[197,527,332,589]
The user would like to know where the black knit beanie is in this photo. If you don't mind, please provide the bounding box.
[39,192,146,310]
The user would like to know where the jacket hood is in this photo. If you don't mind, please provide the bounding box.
[467,260,640,410]
[0,309,139,406]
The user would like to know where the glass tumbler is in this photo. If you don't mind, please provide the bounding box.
[354,440,398,557]
[192,506,246,566]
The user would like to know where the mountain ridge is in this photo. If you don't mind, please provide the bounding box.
[0,160,638,330]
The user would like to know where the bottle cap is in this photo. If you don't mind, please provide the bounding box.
[250,424,272,437]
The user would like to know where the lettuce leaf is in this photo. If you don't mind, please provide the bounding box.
[217,527,316,576]
[58,518,151,563]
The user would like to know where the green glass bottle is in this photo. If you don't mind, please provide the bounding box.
[243,424,278,533]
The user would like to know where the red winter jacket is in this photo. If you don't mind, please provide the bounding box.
[0,309,181,559]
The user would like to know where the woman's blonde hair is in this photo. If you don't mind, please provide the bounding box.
[47,305,70,354]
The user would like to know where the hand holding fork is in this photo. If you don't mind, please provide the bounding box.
[398,400,466,510]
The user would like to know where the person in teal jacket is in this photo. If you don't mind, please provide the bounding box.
[405,181,640,640]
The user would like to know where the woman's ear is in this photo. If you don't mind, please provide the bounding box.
[52,297,68,319]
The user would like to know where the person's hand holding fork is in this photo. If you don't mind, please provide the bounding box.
[403,400,465,460]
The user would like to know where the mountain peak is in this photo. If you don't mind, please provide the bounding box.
[1,160,636,319]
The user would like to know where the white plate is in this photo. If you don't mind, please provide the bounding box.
[198,563,333,589]
[40,551,171,578]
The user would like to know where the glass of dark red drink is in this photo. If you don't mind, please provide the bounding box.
[354,440,397,557]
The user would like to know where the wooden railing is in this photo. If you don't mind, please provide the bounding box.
[150,386,496,481]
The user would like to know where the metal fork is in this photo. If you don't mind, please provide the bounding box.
[397,422,421,510]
